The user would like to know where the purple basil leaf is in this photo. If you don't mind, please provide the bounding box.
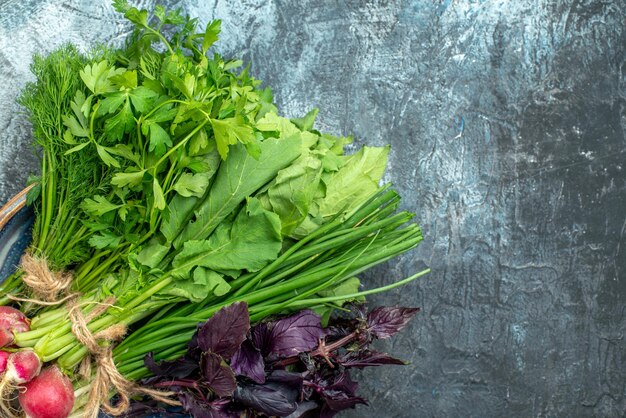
[198,302,250,359]
[320,404,339,418]
[268,310,326,357]
[179,392,234,418]
[201,352,237,398]
[338,350,407,368]
[144,352,199,379]
[234,383,298,417]
[187,332,202,361]
[319,371,367,413]
[323,324,353,340]
[366,306,419,339]
[231,340,266,384]
[251,322,273,357]
[284,401,319,418]
[267,370,304,390]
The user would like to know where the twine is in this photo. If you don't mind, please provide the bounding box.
[18,255,180,417]
[20,254,72,302]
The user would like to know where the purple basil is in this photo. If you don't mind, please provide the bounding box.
[338,350,407,368]
[144,352,199,379]
[284,401,318,418]
[267,370,304,389]
[231,340,265,383]
[318,371,367,413]
[201,352,237,398]
[267,310,326,357]
[366,306,420,339]
[179,393,236,418]
[142,302,418,418]
[250,322,273,357]
[198,302,250,359]
[234,383,298,417]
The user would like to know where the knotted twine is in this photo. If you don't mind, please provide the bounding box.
[17,254,180,417]
[19,254,73,303]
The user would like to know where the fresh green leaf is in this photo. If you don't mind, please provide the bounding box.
[223,59,243,71]
[255,111,299,137]
[189,128,209,156]
[210,116,256,160]
[318,277,364,306]
[136,241,171,269]
[184,148,220,177]
[80,61,124,95]
[97,93,126,116]
[244,140,261,160]
[109,69,138,89]
[62,129,77,145]
[64,142,90,155]
[96,144,120,168]
[202,20,221,52]
[118,206,129,221]
[154,5,166,22]
[153,178,166,210]
[104,100,135,141]
[195,267,230,297]
[125,7,148,27]
[25,175,41,206]
[318,145,390,217]
[173,172,209,198]
[129,86,158,113]
[148,123,172,157]
[161,194,199,242]
[164,7,185,25]
[82,195,121,217]
[174,136,301,248]
[265,152,323,237]
[111,170,146,188]
[70,90,88,125]
[162,272,210,302]
[62,115,88,137]
[108,144,141,165]
[146,104,178,124]
[171,197,282,278]
[88,230,122,249]
[290,108,319,132]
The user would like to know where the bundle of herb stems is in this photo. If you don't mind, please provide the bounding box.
[2,1,429,414]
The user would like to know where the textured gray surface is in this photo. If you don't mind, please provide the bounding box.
[1,1,625,417]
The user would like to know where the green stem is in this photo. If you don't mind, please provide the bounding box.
[250,268,430,321]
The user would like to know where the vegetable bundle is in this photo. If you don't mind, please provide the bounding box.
[0,1,428,417]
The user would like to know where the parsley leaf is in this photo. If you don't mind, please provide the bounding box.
[172,173,209,198]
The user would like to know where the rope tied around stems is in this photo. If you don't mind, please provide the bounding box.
[68,297,180,417]
[19,253,72,302]
[17,255,180,417]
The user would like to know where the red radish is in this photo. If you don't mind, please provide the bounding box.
[0,349,42,417]
[0,350,9,374]
[19,365,74,418]
[5,349,42,384]
[0,306,30,347]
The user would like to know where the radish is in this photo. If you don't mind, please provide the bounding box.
[0,350,9,374]
[5,349,42,384]
[0,306,30,347]
[19,365,74,418]
[0,349,42,417]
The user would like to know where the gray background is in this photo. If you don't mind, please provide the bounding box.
[1,1,625,417]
